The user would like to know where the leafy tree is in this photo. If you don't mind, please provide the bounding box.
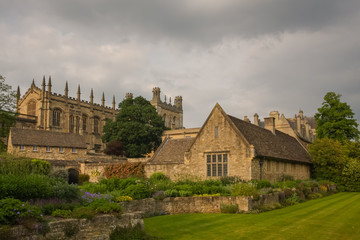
[315,92,359,141]
[104,140,125,156]
[310,138,360,191]
[309,138,347,183]
[0,75,17,151]
[102,96,165,157]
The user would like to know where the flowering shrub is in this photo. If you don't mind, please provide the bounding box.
[80,190,112,206]
[51,209,72,218]
[115,196,133,202]
[0,198,43,225]
[104,163,145,179]
[152,191,167,200]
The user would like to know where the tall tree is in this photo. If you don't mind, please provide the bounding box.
[0,75,17,151]
[315,92,359,141]
[102,96,165,158]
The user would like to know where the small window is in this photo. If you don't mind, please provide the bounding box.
[59,147,64,153]
[46,146,51,152]
[215,126,219,138]
[20,145,25,151]
[33,146,38,151]
[72,148,77,153]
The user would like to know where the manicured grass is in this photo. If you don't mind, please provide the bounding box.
[144,193,360,240]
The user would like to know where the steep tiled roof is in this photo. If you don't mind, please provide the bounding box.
[228,115,312,164]
[150,138,194,163]
[10,128,88,148]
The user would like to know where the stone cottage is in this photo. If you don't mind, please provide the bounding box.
[146,103,312,182]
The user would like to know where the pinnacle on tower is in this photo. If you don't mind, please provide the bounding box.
[152,87,161,103]
[102,92,105,107]
[31,79,35,88]
[17,86,20,100]
[77,85,81,101]
[65,81,69,97]
[42,76,46,88]
[112,95,116,110]
[47,76,52,93]
[90,88,94,104]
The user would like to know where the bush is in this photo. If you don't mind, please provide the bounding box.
[122,183,152,200]
[0,174,53,200]
[110,224,154,240]
[164,189,179,197]
[51,209,72,218]
[31,159,51,175]
[220,204,239,214]
[152,191,167,200]
[273,180,298,189]
[50,169,68,181]
[0,158,32,175]
[149,172,170,182]
[78,174,90,185]
[220,176,245,185]
[251,179,271,189]
[114,196,133,202]
[71,207,96,220]
[32,199,80,215]
[231,183,258,197]
[284,193,301,206]
[51,181,79,201]
[0,198,43,225]
[93,201,122,214]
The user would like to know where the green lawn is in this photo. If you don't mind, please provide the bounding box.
[144,193,360,240]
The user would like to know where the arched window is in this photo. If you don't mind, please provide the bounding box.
[52,109,61,127]
[94,117,99,133]
[27,100,36,116]
[69,115,74,133]
[76,116,80,134]
[82,114,87,132]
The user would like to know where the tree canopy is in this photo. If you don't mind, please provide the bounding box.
[102,96,166,158]
[0,75,17,151]
[314,92,359,141]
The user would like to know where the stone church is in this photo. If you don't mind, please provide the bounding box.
[8,76,183,157]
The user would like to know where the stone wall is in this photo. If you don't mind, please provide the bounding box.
[121,196,251,215]
[3,212,143,240]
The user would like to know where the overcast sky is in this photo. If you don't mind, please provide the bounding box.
[1,0,360,128]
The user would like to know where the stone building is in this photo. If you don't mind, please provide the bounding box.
[12,76,183,154]
[146,103,312,182]
[252,110,316,143]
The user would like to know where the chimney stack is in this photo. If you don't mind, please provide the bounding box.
[254,113,259,126]
[264,117,276,135]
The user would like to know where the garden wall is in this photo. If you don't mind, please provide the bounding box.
[2,212,143,240]
[121,196,252,214]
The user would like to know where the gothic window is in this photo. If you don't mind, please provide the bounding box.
[69,115,74,133]
[52,109,61,127]
[76,116,80,134]
[206,153,228,177]
[94,117,99,133]
[27,100,36,116]
[82,115,87,132]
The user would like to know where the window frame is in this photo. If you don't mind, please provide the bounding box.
[19,145,25,151]
[46,146,51,152]
[206,152,228,177]
[33,145,38,151]
[59,147,64,153]
[72,147,77,153]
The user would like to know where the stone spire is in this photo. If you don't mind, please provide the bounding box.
[17,86,20,100]
[65,81,69,98]
[47,76,52,93]
[175,96,182,110]
[42,76,46,89]
[16,86,20,112]
[31,79,35,89]
[102,92,105,107]
[77,85,81,101]
[112,95,116,110]
[90,89,94,104]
